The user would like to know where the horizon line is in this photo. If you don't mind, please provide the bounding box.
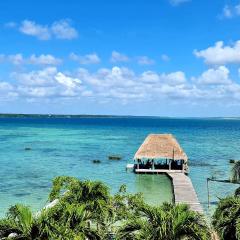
[0,113,239,119]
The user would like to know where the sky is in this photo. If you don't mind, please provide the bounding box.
[0,0,240,117]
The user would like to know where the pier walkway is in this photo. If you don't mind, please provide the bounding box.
[168,172,203,213]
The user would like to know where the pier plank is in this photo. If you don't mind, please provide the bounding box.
[168,173,203,213]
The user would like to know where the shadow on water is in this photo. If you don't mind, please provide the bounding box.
[134,174,173,205]
[189,161,218,167]
[14,192,31,197]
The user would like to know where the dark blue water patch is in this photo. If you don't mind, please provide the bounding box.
[0,188,10,193]
[189,161,218,167]
[15,171,42,180]
[41,148,58,153]
[14,192,31,197]
[0,182,17,190]
[37,184,50,189]
[1,116,240,131]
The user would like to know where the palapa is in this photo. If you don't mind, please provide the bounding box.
[134,134,188,162]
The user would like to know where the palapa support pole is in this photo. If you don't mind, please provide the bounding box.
[169,148,175,171]
[207,178,210,209]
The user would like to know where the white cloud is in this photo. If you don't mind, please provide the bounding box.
[8,54,24,65]
[76,67,191,102]
[223,5,233,18]
[0,82,13,91]
[163,71,186,85]
[169,0,191,6]
[140,71,186,85]
[2,65,240,105]
[161,54,171,62]
[55,72,81,88]
[110,51,129,63]
[18,19,78,40]
[140,71,160,83]
[0,54,62,65]
[221,4,240,19]
[137,56,155,65]
[194,41,240,65]
[19,20,51,40]
[69,53,101,64]
[51,20,78,40]
[12,67,83,98]
[12,67,58,86]
[195,66,232,85]
[0,81,17,100]
[29,54,62,65]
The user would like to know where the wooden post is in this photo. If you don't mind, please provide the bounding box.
[207,178,210,208]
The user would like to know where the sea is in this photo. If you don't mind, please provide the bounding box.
[0,116,239,217]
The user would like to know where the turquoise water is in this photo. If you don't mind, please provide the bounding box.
[0,117,240,217]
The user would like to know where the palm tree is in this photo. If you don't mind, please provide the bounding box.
[207,161,240,207]
[49,176,112,227]
[231,161,240,183]
[212,196,240,240]
[211,160,240,240]
[0,204,40,239]
[116,202,210,240]
[38,202,101,239]
[0,203,102,240]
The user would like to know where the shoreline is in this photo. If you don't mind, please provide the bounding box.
[0,113,240,120]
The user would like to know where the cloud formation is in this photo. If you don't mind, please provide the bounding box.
[169,0,191,6]
[161,54,171,62]
[110,51,129,63]
[221,4,240,19]
[0,64,238,104]
[194,41,240,65]
[137,56,155,65]
[194,66,232,85]
[69,53,101,64]
[17,19,78,40]
[0,54,62,65]
[51,20,78,39]
[11,67,83,98]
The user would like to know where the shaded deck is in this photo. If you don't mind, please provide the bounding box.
[168,173,203,213]
[135,169,183,174]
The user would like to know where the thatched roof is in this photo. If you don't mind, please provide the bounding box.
[134,134,188,162]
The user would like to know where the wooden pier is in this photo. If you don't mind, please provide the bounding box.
[129,134,204,214]
[168,172,203,213]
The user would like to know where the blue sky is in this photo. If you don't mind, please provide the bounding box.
[0,0,240,117]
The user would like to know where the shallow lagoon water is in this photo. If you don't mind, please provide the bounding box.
[0,117,240,217]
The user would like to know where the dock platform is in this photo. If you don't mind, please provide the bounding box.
[168,172,203,213]
[135,169,183,174]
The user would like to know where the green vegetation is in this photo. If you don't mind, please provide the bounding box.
[211,161,240,240]
[0,176,210,240]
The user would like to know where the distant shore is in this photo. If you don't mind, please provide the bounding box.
[0,113,240,120]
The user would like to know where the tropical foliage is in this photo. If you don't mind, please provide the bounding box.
[0,176,210,239]
[231,161,240,183]
[212,160,240,240]
[117,202,210,240]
